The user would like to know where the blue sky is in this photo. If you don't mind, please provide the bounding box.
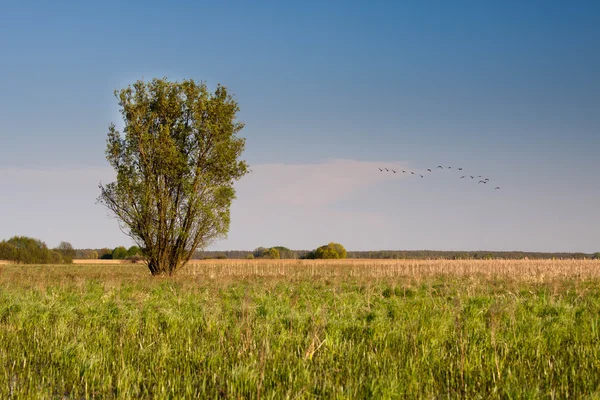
[0,1,598,252]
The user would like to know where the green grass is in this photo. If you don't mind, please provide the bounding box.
[1,263,600,398]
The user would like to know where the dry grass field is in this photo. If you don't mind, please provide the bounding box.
[2,259,600,398]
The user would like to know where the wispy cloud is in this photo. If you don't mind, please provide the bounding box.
[239,159,410,208]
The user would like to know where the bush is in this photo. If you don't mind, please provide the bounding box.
[253,247,267,258]
[0,236,71,264]
[55,242,75,264]
[98,248,113,259]
[127,246,142,257]
[0,242,17,261]
[262,248,280,259]
[111,246,128,260]
[593,253,600,260]
[305,243,347,259]
[272,246,297,259]
[253,247,281,259]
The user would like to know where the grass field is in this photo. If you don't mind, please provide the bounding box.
[1,259,600,398]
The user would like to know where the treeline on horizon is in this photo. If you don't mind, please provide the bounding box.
[73,248,600,261]
[189,249,600,260]
[3,236,598,263]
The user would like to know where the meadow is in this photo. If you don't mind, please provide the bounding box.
[1,259,600,398]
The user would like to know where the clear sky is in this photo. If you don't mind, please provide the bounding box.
[1,0,598,252]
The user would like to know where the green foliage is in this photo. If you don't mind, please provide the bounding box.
[127,246,141,257]
[55,241,75,264]
[98,78,248,276]
[253,247,281,259]
[245,254,255,260]
[263,248,280,259]
[306,242,347,259]
[0,236,71,264]
[98,248,113,260]
[2,264,600,398]
[111,246,128,260]
[272,246,297,259]
[0,241,17,260]
[87,250,99,260]
[253,247,267,258]
[593,253,600,260]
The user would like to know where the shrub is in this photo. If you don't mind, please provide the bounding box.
[127,246,142,257]
[55,242,75,264]
[0,242,17,260]
[253,247,281,259]
[111,246,128,260]
[305,243,347,259]
[262,248,280,259]
[0,236,71,264]
[593,253,600,260]
[272,246,297,259]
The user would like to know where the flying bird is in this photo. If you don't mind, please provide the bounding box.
[420,174,424,178]
[478,180,486,184]
[385,168,389,172]
[448,166,452,169]
[378,168,383,171]
[392,169,397,173]
[470,176,474,179]
[495,187,500,190]
[402,170,407,173]
[484,178,489,181]
[427,169,432,172]
[411,172,415,175]
[437,166,443,169]
[460,176,465,179]
[458,168,463,171]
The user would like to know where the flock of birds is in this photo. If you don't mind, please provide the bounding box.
[378,165,500,190]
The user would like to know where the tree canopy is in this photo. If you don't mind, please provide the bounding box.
[0,236,71,264]
[304,243,347,259]
[98,78,248,275]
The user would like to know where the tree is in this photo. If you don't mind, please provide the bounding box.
[112,246,128,260]
[262,248,280,259]
[305,242,347,259]
[98,78,248,276]
[55,241,75,263]
[87,250,99,260]
[0,241,17,261]
[127,246,141,257]
[253,247,267,258]
[272,246,297,259]
[0,236,71,264]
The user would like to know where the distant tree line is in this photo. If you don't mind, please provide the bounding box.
[75,246,143,262]
[4,239,596,263]
[0,236,74,264]
[188,249,600,260]
[191,243,348,260]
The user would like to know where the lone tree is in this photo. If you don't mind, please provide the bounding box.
[98,78,248,275]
